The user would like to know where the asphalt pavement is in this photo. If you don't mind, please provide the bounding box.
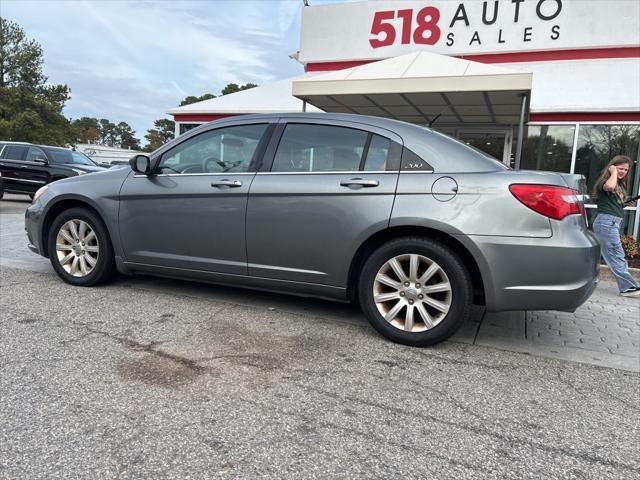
[1,194,639,479]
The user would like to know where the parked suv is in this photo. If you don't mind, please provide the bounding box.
[25,113,600,346]
[0,142,106,199]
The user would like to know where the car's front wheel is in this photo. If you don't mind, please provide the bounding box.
[47,207,116,286]
[358,237,472,347]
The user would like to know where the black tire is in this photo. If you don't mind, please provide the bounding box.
[358,236,472,347]
[47,207,116,286]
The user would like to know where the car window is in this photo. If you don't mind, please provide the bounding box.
[3,145,28,160]
[26,147,47,162]
[48,150,96,166]
[158,124,267,174]
[271,124,368,173]
[363,135,391,171]
[71,152,96,166]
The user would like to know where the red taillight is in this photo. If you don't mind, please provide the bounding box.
[509,184,583,220]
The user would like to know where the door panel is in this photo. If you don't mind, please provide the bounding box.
[246,172,399,286]
[119,173,253,274]
[22,147,51,186]
[118,122,271,274]
[246,121,402,287]
[0,146,48,193]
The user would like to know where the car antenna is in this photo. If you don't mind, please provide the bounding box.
[428,113,442,128]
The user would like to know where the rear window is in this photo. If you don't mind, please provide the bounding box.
[272,124,368,172]
[3,146,27,160]
[402,125,509,173]
[363,135,391,171]
[429,129,509,170]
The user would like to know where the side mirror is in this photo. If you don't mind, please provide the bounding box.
[130,154,151,175]
[33,157,48,165]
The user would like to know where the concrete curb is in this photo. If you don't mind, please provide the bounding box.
[599,264,640,282]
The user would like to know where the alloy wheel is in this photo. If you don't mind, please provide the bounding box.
[55,219,100,277]
[373,254,452,332]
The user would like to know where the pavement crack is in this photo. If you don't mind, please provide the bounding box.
[556,368,640,412]
[291,383,640,474]
[75,324,279,374]
[412,349,527,371]
[403,378,487,421]
[239,397,493,475]
[81,325,204,373]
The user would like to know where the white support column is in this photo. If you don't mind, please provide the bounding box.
[514,94,528,170]
[569,124,580,174]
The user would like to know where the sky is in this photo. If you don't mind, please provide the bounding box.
[1,0,345,144]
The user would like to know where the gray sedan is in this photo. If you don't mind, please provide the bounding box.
[25,113,599,346]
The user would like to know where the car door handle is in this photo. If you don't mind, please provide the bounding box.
[211,179,242,188]
[340,178,379,188]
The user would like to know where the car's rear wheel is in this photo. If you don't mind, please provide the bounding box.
[47,207,116,286]
[358,237,472,347]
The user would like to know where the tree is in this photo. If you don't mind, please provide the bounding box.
[70,116,141,149]
[144,118,175,152]
[0,87,74,144]
[221,83,258,95]
[116,121,141,150]
[178,83,258,107]
[0,19,46,89]
[0,19,73,144]
[72,117,100,143]
[97,118,116,146]
[94,119,140,149]
[180,93,215,106]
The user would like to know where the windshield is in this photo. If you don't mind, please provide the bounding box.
[49,150,96,166]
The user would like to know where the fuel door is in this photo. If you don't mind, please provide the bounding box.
[431,176,458,202]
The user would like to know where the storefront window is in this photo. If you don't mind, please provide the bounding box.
[179,123,202,135]
[521,125,575,173]
[457,131,508,163]
[574,124,640,200]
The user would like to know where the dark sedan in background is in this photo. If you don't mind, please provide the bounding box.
[0,142,106,199]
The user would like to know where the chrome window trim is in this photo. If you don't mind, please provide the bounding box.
[133,172,257,178]
[3,177,46,184]
[257,170,390,175]
[256,170,433,175]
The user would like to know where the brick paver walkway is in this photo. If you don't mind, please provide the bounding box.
[467,279,640,372]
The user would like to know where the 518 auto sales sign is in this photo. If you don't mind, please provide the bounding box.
[299,0,639,63]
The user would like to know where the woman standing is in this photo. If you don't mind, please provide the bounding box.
[592,155,640,297]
